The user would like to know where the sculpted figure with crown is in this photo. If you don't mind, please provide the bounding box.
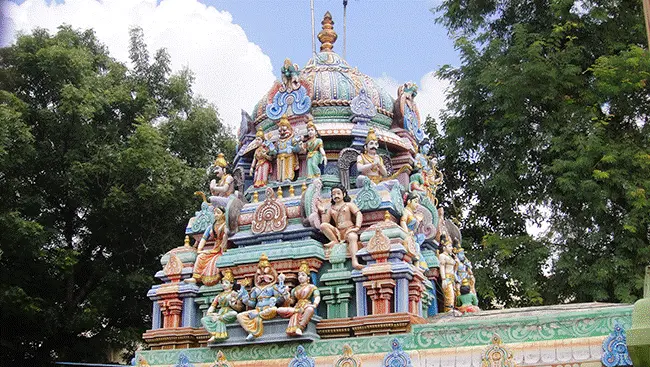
[186,207,227,285]
[278,261,321,336]
[356,128,388,186]
[209,153,235,207]
[202,270,243,342]
[438,238,457,312]
[236,254,291,341]
[249,128,274,188]
[273,115,301,181]
[302,119,327,178]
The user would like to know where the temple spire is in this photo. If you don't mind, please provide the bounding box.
[317,11,338,52]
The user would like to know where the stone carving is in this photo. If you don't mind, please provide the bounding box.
[456,279,480,314]
[350,88,377,118]
[601,323,633,367]
[390,183,404,215]
[251,187,288,234]
[209,153,235,208]
[382,339,412,367]
[288,345,315,367]
[163,254,183,277]
[367,228,390,254]
[231,167,245,200]
[356,128,388,185]
[481,334,516,367]
[415,204,436,240]
[337,147,361,189]
[201,270,243,342]
[301,178,323,228]
[266,61,311,119]
[438,239,456,312]
[281,58,301,93]
[455,247,476,294]
[319,184,364,269]
[394,82,425,142]
[302,120,327,178]
[272,115,301,181]
[225,196,244,235]
[239,109,254,139]
[174,352,195,367]
[190,198,215,234]
[278,261,321,336]
[353,176,382,211]
[249,128,274,188]
[186,207,227,285]
[334,345,362,367]
[210,350,232,367]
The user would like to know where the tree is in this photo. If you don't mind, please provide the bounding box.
[432,0,650,308]
[0,26,235,365]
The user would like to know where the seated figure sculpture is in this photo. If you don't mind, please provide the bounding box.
[209,153,235,207]
[456,279,480,313]
[356,128,388,186]
[318,184,364,270]
[201,269,243,342]
[400,192,427,270]
[278,261,321,336]
[186,207,227,285]
[237,254,290,341]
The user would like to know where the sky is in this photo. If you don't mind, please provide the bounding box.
[1,0,459,131]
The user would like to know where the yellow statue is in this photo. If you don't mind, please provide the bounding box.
[438,239,456,312]
[356,128,387,185]
[186,207,227,285]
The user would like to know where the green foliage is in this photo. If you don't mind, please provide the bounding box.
[0,26,235,365]
[432,0,650,307]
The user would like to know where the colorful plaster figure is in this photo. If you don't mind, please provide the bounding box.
[209,153,235,207]
[302,120,327,178]
[274,115,300,181]
[278,261,321,336]
[201,270,243,342]
[456,280,480,313]
[356,128,388,184]
[249,129,273,188]
[236,254,290,341]
[455,247,476,294]
[438,239,456,312]
[186,207,228,285]
[400,192,427,269]
[318,184,364,270]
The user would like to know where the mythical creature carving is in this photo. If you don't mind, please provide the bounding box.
[394,82,425,142]
[337,147,361,189]
[301,178,323,228]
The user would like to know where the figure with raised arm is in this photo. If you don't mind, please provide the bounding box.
[249,128,273,188]
[318,184,364,270]
[274,115,300,181]
[278,261,321,336]
[201,270,243,342]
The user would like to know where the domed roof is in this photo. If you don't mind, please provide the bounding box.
[251,12,394,125]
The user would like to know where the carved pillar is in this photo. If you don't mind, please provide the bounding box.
[159,298,184,328]
[355,281,368,316]
[152,302,162,329]
[364,279,395,314]
[408,281,424,315]
[395,278,409,313]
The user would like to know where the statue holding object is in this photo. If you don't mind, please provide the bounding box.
[278,261,321,336]
[302,120,327,178]
[356,128,388,185]
[202,270,243,342]
[318,184,364,270]
[274,115,301,182]
[400,192,427,269]
[186,207,227,285]
[249,129,274,188]
[455,247,476,294]
[236,254,291,341]
[209,153,235,207]
[438,239,456,312]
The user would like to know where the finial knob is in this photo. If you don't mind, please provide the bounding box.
[317,11,337,52]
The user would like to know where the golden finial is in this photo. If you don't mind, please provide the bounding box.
[317,11,337,52]
[365,127,378,144]
[213,153,228,168]
[258,253,270,269]
[277,186,284,198]
[222,269,235,283]
[252,191,259,202]
[289,185,295,196]
[298,260,310,274]
[184,235,191,247]
[384,210,391,222]
[255,128,264,139]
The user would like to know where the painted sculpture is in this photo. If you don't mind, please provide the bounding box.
[279,261,321,336]
[236,254,290,341]
[249,129,273,188]
[319,184,364,270]
[456,279,480,314]
[209,153,235,207]
[202,270,243,342]
[274,115,300,181]
[186,207,227,285]
[401,192,427,269]
[356,128,387,185]
[438,239,456,312]
[302,120,327,178]
[455,247,476,294]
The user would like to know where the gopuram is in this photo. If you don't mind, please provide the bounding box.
[136,12,638,367]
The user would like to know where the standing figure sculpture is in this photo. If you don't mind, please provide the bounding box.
[186,207,227,285]
[249,129,273,188]
[400,193,427,269]
[278,261,321,336]
[318,184,364,270]
[302,120,327,178]
[356,128,388,185]
[455,247,476,294]
[209,153,235,207]
[274,115,300,181]
[201,270,243,342]
[438,239,456,312]
[237,254,290,341]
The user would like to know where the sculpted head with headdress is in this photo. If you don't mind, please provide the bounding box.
[254,253,277,287]
[278,115,294,140]
[213,153,229,178]
[364,128,379,155]
[221,269,235,291]
[297,260,311,285]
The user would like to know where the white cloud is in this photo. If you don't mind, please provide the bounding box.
[4,0,276,131]
[373,71,449,124]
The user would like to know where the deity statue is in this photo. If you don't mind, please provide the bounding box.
[455,247,476,294]
[438,239,456,312]
[302,120,327,178]
[356,128,388,185]
[409,166,427,195]
[278,261,321,336]
[456,279,480,313]
[236,254,290,341]
[249,129,274,188]
[186,207,228,285]
[209,153,235,207]
[318,184,364,270]
[201,270,243,342]
[400,193,427,269]
[273,115,301,182]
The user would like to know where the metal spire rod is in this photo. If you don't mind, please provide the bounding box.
[343,0,348,59]
[643,0,650,50]
[311,0,316,56]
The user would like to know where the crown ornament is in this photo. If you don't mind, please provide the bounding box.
[213,153,228,168]
[365,127,378,144]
